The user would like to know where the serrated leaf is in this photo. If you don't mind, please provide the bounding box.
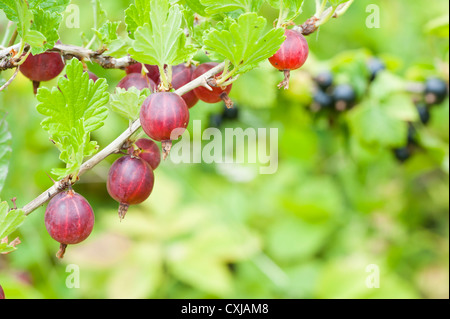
[29,7,62,54]
[0,117,12,194]
[124,0,151,40]
[184,0,208,16]
[267,0,304,21]
[36,59,109,179]
[347,101,408,148]
[28,0,70,14]
[0,202,26,241]
[94,21,120,45]
[106,38,132,58]
[203,13,285,74]
[128,0,196,67]
[109,87,151,121]
[200,0,264,15]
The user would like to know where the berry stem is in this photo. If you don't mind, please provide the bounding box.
[220,92,234,109]
[56,243,67,259]
[277,70,291,90]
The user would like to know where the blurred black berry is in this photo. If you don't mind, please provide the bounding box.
[332,84,356,111]
[416,103,430,125]
[222,103,239,120]
[394,147,412,163]
[313,90,334,110]
[424,78,448,105]
[209,113,223,128]
[315,71,334,91]
[367,58,386,81]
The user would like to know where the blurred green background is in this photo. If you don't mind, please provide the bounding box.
[0,0,448,299]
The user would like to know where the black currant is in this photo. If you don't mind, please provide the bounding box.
[209,114,223,128]
[313,90,334,110]
[367,58,385,81]
[315,71,333,91]
[222,103,239,120]
[424,78,448,105]
[332,84,356,111]
[416,103,430,125]
[394,147,412,163]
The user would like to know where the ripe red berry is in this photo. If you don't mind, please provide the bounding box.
[117,73,156,91]
[140,92,190,157]
[107,155,155,220]
[193,62,233,105]
[45,190,95,258]
[135,138,161,170]
[125,63,160,85]
[0,284,5,299]
[269,29,309,89]
[172,64,199,108]
[19,51,65,94]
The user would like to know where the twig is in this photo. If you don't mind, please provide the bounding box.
[21,62,226,215]
[0,67,19,92]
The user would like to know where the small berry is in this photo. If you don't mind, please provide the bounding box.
[315,71,333,91]
[332,84,356,111]
[416,103,430,125]
[117,73,156,91]
[0,284,5,299]
[313,90,334,110]
[140,92,190,158]
[424,78,448,105]
[134,138,161,170]
[209,114,223,128]
[407,123,418,145]
[367,58,385,81]
[107,155,155,220]
[269,29,309,89]
[45,190,95,258]
[222,103,239,120]
[172,64,199,108]
[19,51,65,94]
[394,147,412,163]
[126,63,160,84]
[193,62,233,106]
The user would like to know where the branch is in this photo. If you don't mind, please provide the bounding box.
[297,0,354,35]
[0,43,136,71]
[21,62,226,216]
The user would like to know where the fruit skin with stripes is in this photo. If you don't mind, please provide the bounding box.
[125,63,160,85]
[20,52,65,82]
[192,62,233,104]
[172,64,199,108]
[44,190,95,258]
[107,155,155,220]
[135,138,161,170]
[117,73,156,91]
[140,92,190,152]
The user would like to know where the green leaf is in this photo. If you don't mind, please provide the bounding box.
[0,117,12,194]
[184,0,208,16]
[425,15,449,38]
[203,13,285,74]
[109,87,151,121]
[128,0,196,67]
[94,21,121,45]
[347,101,408,148]
[29,7,62,54]
[124,0,151,40]
[267,0,304,21]
[200,0,264,15]
[28,0,70,14]
[36,59,109,179]
[0,201,26,254]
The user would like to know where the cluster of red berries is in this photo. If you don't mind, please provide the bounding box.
[16,29,311,259]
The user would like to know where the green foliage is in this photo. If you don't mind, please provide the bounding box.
[0,116,12,193]
[0,201,26,254]
[35,59,109,179]
[109,87,150,121]
[203,13,285,74]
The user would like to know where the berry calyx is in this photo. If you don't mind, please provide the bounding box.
[140,92,190,158]
[134,138,161,170]
[269,29,309,90]
[192,62,233,106]
[45,189,95,259]
[107,155,155,220]
[117,73,156,91]
[424,78,448,105]
[19,51,65,94]
[172,63,199,108]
